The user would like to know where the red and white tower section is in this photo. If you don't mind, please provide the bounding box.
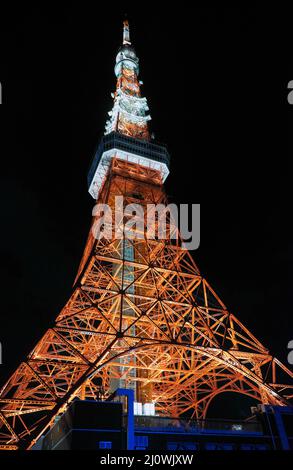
[0,20,292,450]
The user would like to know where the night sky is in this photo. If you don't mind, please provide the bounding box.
[0,6,291,418]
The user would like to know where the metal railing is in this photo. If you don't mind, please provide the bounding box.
[133,415,262,435]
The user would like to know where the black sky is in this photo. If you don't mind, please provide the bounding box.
[0,6,291,416]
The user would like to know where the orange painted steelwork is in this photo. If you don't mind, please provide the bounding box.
[0,157,292,450]
[0,22,292,451]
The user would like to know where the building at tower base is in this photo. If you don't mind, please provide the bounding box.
[37,393,293,451]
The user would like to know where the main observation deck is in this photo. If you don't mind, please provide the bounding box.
[87,131,170,199]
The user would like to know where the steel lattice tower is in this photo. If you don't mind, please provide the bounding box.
[0,21,292,450]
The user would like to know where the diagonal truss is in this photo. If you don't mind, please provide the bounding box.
[0,158,292,450]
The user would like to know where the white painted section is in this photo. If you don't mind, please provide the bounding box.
[143,403,156,416]
[134,402,143,415]
[88,148,169,199]
[134,402,156,416]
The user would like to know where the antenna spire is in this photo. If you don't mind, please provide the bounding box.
[123,19,131,45]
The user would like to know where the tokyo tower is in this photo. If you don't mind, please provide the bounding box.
[0,20,292,450]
